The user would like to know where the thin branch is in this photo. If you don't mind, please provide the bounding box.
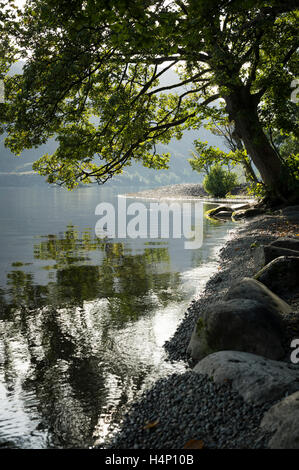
[130,61,176,106]
[146,94,220,134]
[147,70,212,97]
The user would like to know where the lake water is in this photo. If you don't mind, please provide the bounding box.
[0,185,235,449]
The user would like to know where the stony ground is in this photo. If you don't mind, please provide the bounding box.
[103,208,299,450]
[106,372,273,450]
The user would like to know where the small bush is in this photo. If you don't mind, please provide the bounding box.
[203,165,238,198]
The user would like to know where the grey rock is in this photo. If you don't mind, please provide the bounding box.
[187,298,285,362]
[270,237,299,252]
[284,214,299,223]
[232,208,264,220]
[261,391,299,449]
[281,206,299,223]
[255,256,299,297]
[282,205,299,214]
[224,277,292,315]
[193,351,299,404]
[263,245,299,264]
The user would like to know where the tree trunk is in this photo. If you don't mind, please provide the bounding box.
[243,159,259,183]
[231,129,259,183]
[224,87,290,200]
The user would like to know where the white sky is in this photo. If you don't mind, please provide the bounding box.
[13,0,25,7]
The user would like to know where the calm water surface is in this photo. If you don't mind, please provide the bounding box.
[0,185,235,448]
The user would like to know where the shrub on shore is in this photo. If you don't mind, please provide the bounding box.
[203,165,238,198]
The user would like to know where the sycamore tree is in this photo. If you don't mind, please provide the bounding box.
[0,0,298,202]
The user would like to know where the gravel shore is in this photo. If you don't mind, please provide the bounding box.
[107,372,273,449]
[103,207,299,450]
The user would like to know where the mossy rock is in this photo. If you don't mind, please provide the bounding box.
[187,298,285,363]
[205,206,234,218]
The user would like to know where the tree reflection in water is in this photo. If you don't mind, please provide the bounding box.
[0,225,187,448]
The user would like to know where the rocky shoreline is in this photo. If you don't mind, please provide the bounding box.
[103,202,299,450]
[165,209,299,365]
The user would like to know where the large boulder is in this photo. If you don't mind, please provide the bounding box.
[224,277,292,315]
[254,256,299,297]
[270,237,299,252]
[263,245,299,265]
[187,298,285,362]
[282,205,299,214]
[193,351,299,405]
[232,207,264,220]
[281,205,299,223]
[261,391,299,449]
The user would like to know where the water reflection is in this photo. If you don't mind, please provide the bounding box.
[4,225,184,314]
[0,206,234,448]
[0,225,191,448]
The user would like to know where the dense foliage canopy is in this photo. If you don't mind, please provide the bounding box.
[0,0,298,200]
